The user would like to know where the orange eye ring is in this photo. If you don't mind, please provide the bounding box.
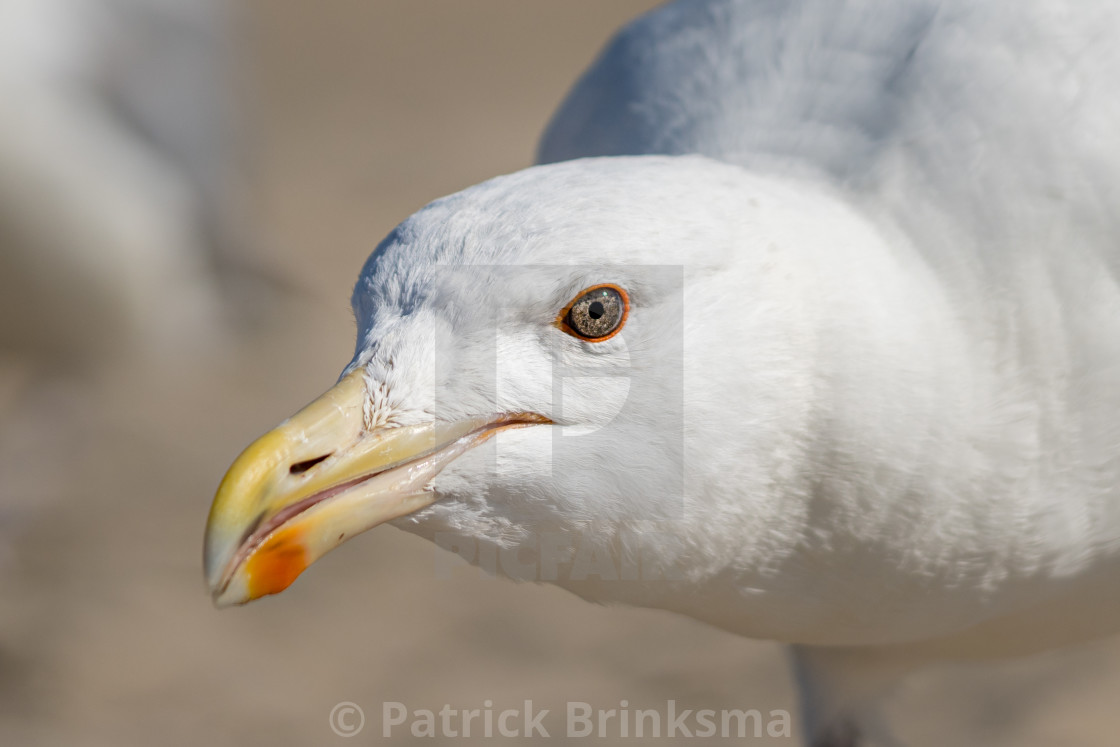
[555,283,630,342]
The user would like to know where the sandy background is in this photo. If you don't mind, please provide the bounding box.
[2,2,1119,745]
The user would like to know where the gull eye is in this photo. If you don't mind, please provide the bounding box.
[559,284,629,341]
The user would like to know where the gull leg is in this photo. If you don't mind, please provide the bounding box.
[812,718,861,747]
[791,644,919,747]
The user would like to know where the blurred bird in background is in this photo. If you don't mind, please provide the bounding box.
[0,0,249,365]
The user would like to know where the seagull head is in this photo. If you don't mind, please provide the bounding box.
[203,155,901,635]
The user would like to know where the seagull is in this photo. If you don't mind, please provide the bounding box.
[204,1,1120,745]
[0,0,243,360]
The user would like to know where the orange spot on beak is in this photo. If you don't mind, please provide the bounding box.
[244,528,308,599]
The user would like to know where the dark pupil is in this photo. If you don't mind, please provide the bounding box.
[588,300,605,319]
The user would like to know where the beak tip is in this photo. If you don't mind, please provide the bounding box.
[210,573,252,608]
[203,525,238,594]
[211,593,239,610]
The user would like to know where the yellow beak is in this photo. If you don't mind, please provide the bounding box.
[203,369,547,607]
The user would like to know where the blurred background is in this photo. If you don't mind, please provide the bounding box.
[0,2,1118,745]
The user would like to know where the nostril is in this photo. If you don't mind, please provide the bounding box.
[289,453,331,475]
